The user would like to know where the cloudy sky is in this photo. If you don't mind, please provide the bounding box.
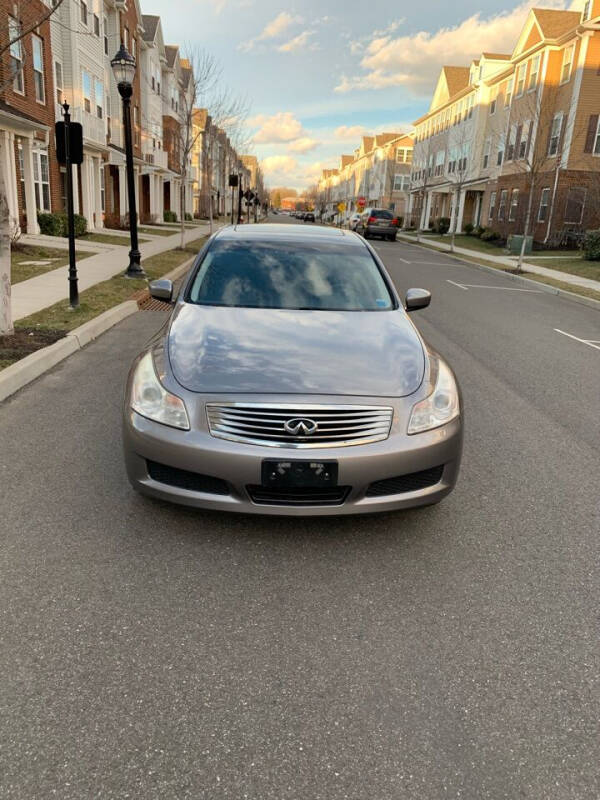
[151,0,583,191]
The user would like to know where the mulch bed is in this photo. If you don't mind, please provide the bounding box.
[0,327,66,366]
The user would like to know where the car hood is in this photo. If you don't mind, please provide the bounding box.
[168,304,425,397]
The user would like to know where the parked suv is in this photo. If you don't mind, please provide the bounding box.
[356,208,400,241]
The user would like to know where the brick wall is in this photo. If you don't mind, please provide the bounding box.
[0,0,62,218]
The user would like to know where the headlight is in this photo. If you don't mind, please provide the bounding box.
[408,358,459,435]
[131,351,190,430]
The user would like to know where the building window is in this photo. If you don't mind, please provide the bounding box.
[482,138,491,169]
[497,140,505,166]
[538,187,550,222]
[393,174,410,191]
[103,16,108,54]
[488,191,497,221]
[529,55,540,90]
[95,78,103,118]
[151,75,155,91]
[505,77,513,107]
[561,44,575,84]
[507,124,517,161]
[509,189,519,221]
[123,27,129,50]
[83,70,92,113]
[32,35,45,103]
[490,86,498,115]
[516,63,526,96]
[498,189,508,221]
[93,13,100,36]
[595,117,600,154]
[55,61,63,104]
[9,17,24,94]
[100,167,105,212]
[564,187,586,223]
[31,149,51,211]
[80,0,88,25]
[582,0,591,20]
[134,106,139,146]
[548,114,563,156]
[519,121,530,159]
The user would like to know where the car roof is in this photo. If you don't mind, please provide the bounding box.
[214,223,364,246]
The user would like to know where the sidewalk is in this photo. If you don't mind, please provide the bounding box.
[397,233,600,293]
[13,222,222,321]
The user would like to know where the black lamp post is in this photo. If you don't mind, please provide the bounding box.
[111,44,145,278]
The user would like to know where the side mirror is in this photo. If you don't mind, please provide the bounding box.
[405,288,431,312]
[149,279,173,303]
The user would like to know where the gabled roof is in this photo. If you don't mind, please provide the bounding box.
[165,45,179,68]
[481,52,511,60]
[360,135,374,154]
[374,133,400,147]
[141,14,159,42]
[430,66,470,112]
[341,154,353,168]
[532,8,580,39]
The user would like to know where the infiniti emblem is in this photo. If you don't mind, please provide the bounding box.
[283,417,318,436]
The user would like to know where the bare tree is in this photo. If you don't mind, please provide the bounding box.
[412,135,437,242]
[506,84,574,270]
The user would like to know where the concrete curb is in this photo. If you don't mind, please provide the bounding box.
[0,253,199,404]
[397,234,600,312]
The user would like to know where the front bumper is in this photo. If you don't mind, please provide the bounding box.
[122,410,462,516]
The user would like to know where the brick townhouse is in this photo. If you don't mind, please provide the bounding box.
[0,0,60,235]
[411,3,600,243]
[317,132,413,223]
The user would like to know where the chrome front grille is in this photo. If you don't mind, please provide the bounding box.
[206,404,393,448]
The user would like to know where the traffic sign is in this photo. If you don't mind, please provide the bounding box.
[357,196,366,208]
[337,202,346,213]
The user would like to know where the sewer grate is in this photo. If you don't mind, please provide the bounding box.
[137,294,172,312]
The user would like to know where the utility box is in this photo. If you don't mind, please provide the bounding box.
[508,234,533,255]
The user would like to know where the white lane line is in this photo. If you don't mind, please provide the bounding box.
[446,280,542,292]
[397,256,411,264]
[447,279,469,290]
[554,328,600,351]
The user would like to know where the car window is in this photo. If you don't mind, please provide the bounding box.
[187,240,394,311]
[372,210,393,219]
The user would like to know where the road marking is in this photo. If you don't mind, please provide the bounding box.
[446,280,542,293]
[397,256,411,264]
[554,328,600,351]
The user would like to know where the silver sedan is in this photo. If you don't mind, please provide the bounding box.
[122,224,463,515]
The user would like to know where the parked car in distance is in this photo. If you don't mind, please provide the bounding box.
[356,208,400,241]
[123,223,462,516]
[304,212,315,222]
[348,213,361,231]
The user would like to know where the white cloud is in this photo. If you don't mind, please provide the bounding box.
[288,137,320,153]
[336,1,567,94]
[334,125,367,140]
[239,11,302,52]
[253,112,305,143]
[277,30,316,53]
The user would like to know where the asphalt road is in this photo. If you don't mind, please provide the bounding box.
[1,217,599,799]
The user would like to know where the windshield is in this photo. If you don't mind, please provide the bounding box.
[370,210,393,219]
[187,240,395,311]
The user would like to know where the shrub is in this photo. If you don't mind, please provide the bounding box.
[464,222,474,235]
[37,211,87,238]
[583,229,600,260]
[481,229,500,242]
[184,212,192,221]
[436,217,451,235]
[37,212,64,237]
[474,225,486,238]
[163,210,177,223]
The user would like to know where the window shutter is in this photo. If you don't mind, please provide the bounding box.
[584,114,598,153]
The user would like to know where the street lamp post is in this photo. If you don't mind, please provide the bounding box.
[111,44,145,279]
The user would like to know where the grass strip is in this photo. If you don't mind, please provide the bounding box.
[12,244,95,284]
[11,235,207,337]
[81,232,150,246]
